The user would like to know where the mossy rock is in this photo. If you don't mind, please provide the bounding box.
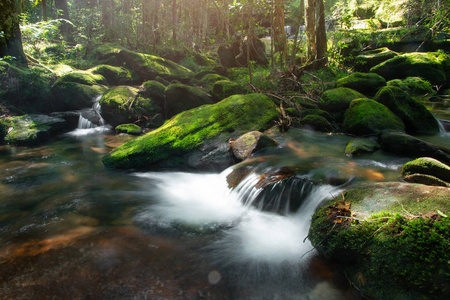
[370,52,450,85]
[226,67,249,80]
[100,86,163,128]
[302,115,333,132]
[374,86,440,134]
[379,132,450,165]
[0,61,53,113]
[212,80,248,101]
[89,64,138,85]
[138,80,166,107]
[342,98,405,136]
[115,123,142,135]
[198,73,229,90]
[51,81,108,111]
[300,109,334,122]
[345,138,380,156]
[402,157,450,184]
[164,84,213,118]
[355,47,398,71]
[94,43,194,82]
[336,72,386,96]
[102,93,279,170]
[55,70,107,86]
[230,131,279,161]
[320,87,365,114]
[309,182,450,299]
[386,77,435,98]
[0,114,66,146]
[193,70,217,80]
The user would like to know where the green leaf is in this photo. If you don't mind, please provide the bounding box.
[437,210,448,218]
[33,0,40,8]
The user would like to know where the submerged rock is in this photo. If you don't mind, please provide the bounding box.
[402,157,450,187]
[230,131,279,161]
[374,86,440,134]
[309,182,450,299]
[342,98,405,136]
[102,93,279,170]
[0,114,66,146]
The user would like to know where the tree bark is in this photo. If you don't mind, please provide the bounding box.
[315,0,327,67]
[305,0,316,62]
[172,0,177,41]
[41,0,48,21]
[0,0,26,62]
[273,0,287,62]
[142,0,151,43]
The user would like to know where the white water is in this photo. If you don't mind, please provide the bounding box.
[134,167,341,268]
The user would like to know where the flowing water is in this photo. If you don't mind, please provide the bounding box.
[0,120,446,299]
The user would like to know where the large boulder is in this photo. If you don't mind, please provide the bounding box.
[197,74,229,90]
[336,72,386,96]
[342,98,405,136]
[102,93,279,170]
[302,115,333,132]
[211,80,248,101]
[320,88,365,120]
[345,138,380,156]
[0,114,66,146]
[355,47,398,71]
[51,70,108,111]
[164,84,213,118]
[94,43,194,82]
[309,182,450,299]
[374,86,440,134]
[230,131,279,161]
[138,80,166,107]
[402,157,450,186]
[379,132,450,164]
[370,52,450,85]
[386,77,435,98]
[100,86,163,128]
[89,64,138,85]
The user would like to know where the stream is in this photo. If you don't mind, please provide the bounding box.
[0,116,448,299]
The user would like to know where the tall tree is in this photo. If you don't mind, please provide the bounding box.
[172,0,177,41]
[305,0,327,68]
[273,0,287,64]
[304,0,316,62]
[0,0,26,62]
[41,0,48,21]
[315,0,327,67]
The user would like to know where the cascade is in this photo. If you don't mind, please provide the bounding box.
[77,95,105,129]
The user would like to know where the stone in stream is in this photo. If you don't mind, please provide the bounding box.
[230,131,279,161]
[401,157,450,187]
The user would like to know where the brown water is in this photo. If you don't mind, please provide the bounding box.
[0,126,435,299]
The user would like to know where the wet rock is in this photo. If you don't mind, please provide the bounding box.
[336,72,386,96]
[379,132,450,165]
[374,86,440,134]
[401,157,450,186]
[103,93,279,170]
[230,131,279,161]
[342,98,405,136]
[164,84,213,118]
[345,138,380,156]
[0,114,66,146]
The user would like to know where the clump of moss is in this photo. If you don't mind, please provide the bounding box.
[345,138,380,156]
[402,157,450,183]
[55,70,107,86]
[89,64,138,85]
[355,47,398,71]
[164,84,213,118]
[115,123,142,135]
[198,74,229,90]
[212,80,248,101]
[302,115,333,132]
[320,87,365,114]
[336,72,386,96]
[387,77,435,97]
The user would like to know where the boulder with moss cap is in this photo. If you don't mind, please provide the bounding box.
[336,72,386,96]
[102,93,279,170]
[401,157,450,187]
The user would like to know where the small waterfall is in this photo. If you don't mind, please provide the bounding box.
[77,95,105,129]
[438,118,449,135]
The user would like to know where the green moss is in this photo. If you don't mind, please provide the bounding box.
[198,73,229,90]
[374,86,439,134]
[102,93,279,169]
[300,109,334,122]
[212,80,248,101]
[387,77,435,97]
[89,64,138,85]
[402,157,450,183]
[302,115,333,132]
[55,70,107,86]
[345,138,380,156]
[309,182,450,299]
[370,52,449,85]
[52,81,108,111]
[320,87,365,113]
[343,98,405,136]
[164,84,213,118]
[115,124,142,135]
[336,72,386,96]
[226,67,249,81]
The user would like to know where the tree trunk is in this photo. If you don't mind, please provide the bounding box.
[41,0,48,21]
[172,0,177,41]
[142,0,151,43]
[55,0,73,41]
[305,0,316,62]
[0,0,26,62]
[273,0,287,58]
[289,0,304,66]
[315,0,327,67]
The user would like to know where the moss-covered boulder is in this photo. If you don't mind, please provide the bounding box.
[0,114,66,146]
[51,70,108,111]
[336,72,386,96]
[402,157,450,186]
[320,88,365,118]
[300,109,334,122]
[198,74,229,90]
[212,80,248,101]
[102,93,279,170]
[230,131,279,161]
[379,132,450,164]
[164,84,213,118]
[370,52,450,85]
[94,43,193,82]
[0,61,53,113]
[115,123,142,135]
[309,182,450,299]
[100,86,163,128]
[355,47,398,71]
[374,86,440,134]
[226,67,249,81]
[387,77,435,98]
[342,98,405,136]
[302,115,333,132]
[89,64,138,85]
[138,80,166,107]
[345,138,380,156]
